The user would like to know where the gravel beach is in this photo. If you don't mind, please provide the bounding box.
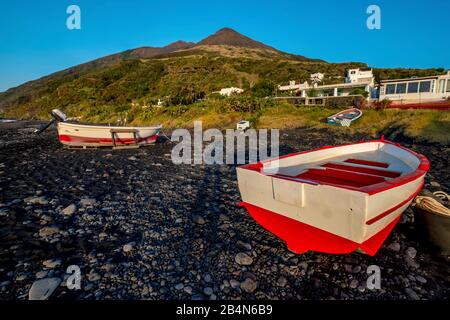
[0,121,448,300]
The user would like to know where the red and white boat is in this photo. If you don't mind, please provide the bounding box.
[237,137,429,256]
[44,109,162,147]
[57,121,162,147]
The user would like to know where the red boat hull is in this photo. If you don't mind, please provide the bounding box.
[240,202,401,256]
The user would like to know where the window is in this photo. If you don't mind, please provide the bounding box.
[447,80,450,92]
[407,82,419,93]
[396,83,407,94]
[386,84,396,94]
[439,80,445,93]
[419,81,431,93]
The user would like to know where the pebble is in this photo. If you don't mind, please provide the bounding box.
[123,242,136,253]
[42,258,62,269]
[39,226,60,237]
[230,279,240,289]
[24,196,49,205]
[29,278,61,300]
[349,279,359,289]
[406,247,417,259]
[175,283,184,290]
[235,252,253,266]
[183,286,193,294]
[88,273,101,282]
[203,287,213,296]
[240,278,257,293]
[416,276,427,284]
[387,242,401,252]
[80,198,97,206]
[405,288,420,300]
[193,215,206,225]
[62,204,77,216]
[277,276,287,287]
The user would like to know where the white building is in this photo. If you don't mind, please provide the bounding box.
[219,87,244,96]
[278,70,374,100]
[278,80,311,91]
[379,71,450,103]
[345,68,374,85]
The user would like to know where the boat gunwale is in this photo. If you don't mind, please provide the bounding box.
[238,138,429,195]
[57,121,162,131]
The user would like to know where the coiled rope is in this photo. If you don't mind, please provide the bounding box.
[414,191,450,217]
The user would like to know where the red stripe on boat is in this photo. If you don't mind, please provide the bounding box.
[322,163,401,178]
[344,158,390,168]
[365,181,424,225]
[59,134,157,145]
[241,202,400,256]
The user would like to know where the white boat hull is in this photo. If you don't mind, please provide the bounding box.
[57,122,162,147]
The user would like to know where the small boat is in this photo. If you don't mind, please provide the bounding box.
[236,137,429,256]
[57,122,162,147]
[236,120,250,131]
[38,109,162,148]
[327,108,362,127]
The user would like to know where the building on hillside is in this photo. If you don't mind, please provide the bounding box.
[345,68,375,85]
[278,71,375,100]
[277,80,311,92]
[219,87,244,96]
[378,71,450,104]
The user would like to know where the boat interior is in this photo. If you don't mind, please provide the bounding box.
[260,142,420,190]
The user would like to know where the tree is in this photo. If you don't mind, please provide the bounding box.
[252,79,276,98]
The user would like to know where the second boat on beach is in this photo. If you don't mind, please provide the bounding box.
[42,109,162,148]
[327,108,362,127]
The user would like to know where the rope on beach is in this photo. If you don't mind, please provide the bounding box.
[414,191,450,216]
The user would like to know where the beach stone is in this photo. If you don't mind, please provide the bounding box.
[123,242,135,253]
[388,242,401,252]
[405,288,420,300]
[235,252,253,266]
[203,287,213,296]
[175,283,184,290]
[42,258,62,269]
[349,279,359,289]
[80,198,96,206]
[29,278,61,300]
[230,279,240,289]
[416,276,427,284]
[36,271,48,279]
[277,276,287,287]
[128,156,137,161]
[240,278,257,293]
[88,273,101,282]
[430,181,441,188]
[183,286,192,294]
[24,196,48,205]
[193,215,206,225]
[39,226,60,237]
[62,204,77,216]
[406,247,417,259]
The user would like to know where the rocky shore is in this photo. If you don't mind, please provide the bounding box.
[0,121,448,300]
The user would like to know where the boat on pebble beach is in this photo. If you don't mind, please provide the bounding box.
[39,109,162,148]
[327,108,362,127]
[237,137,429,256]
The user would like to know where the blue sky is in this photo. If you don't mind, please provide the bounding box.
[0,0,449,92]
